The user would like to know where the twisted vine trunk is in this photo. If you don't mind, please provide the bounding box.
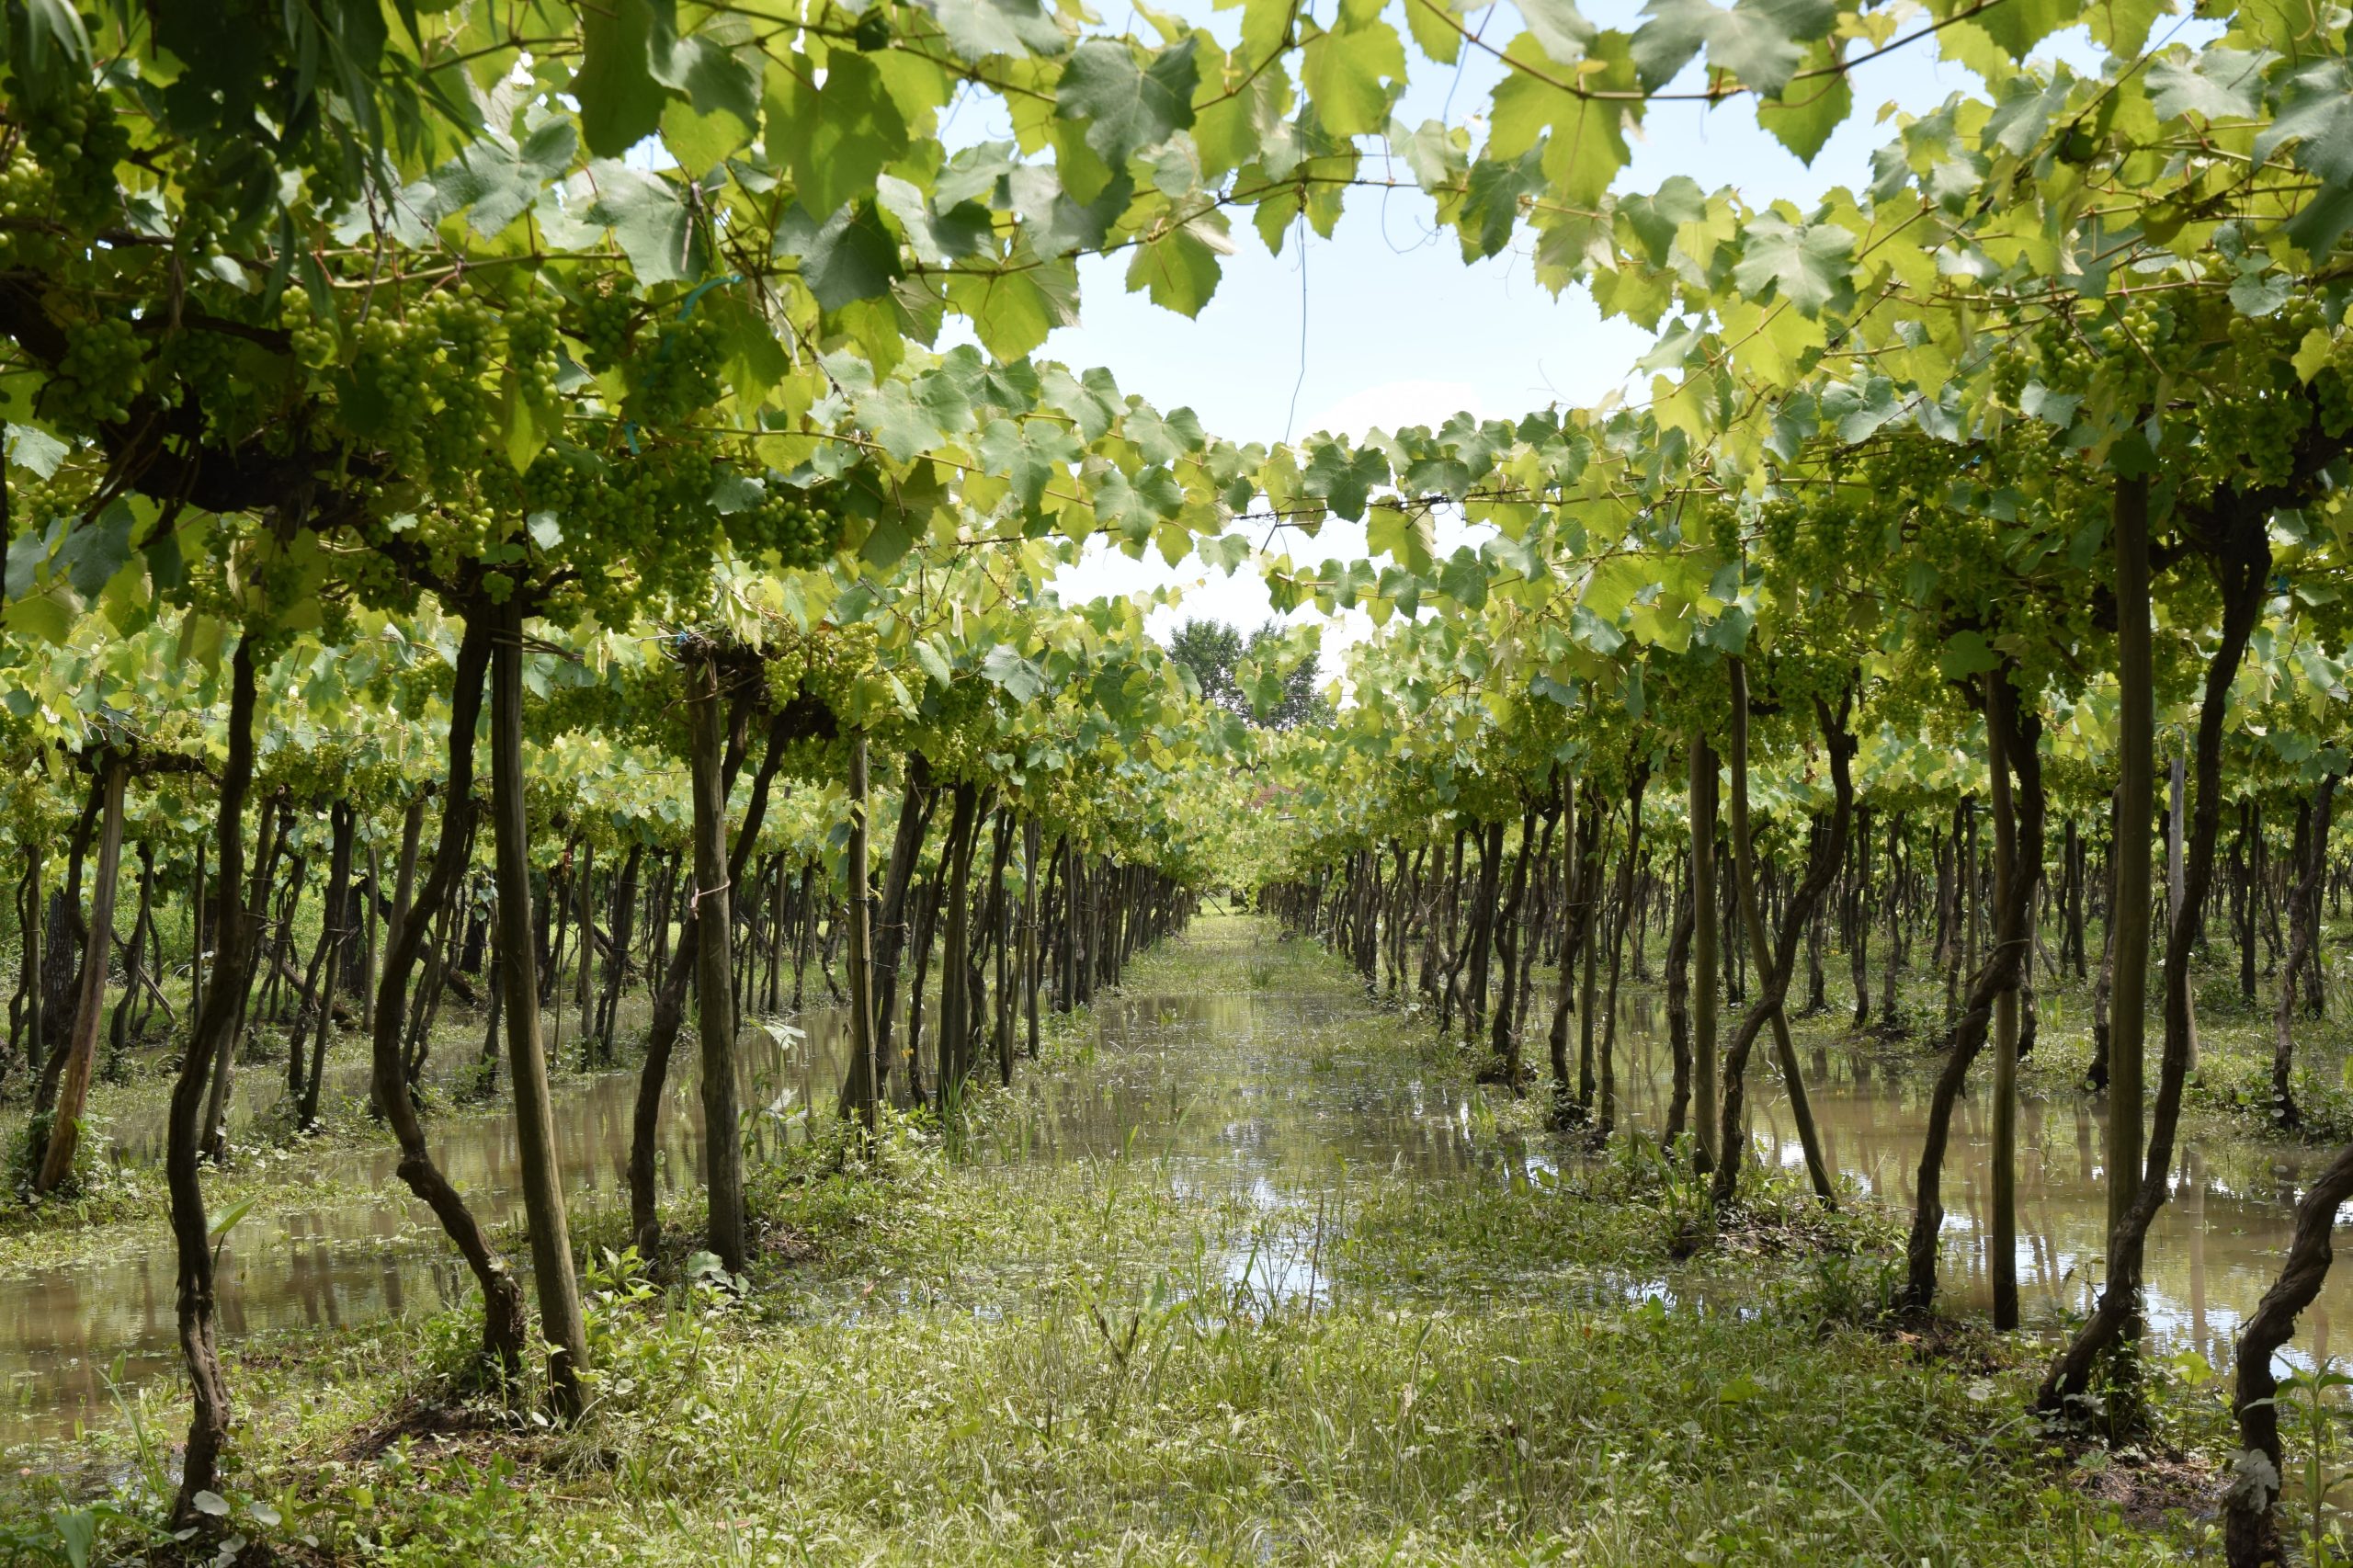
[1715,657,1836,1207]
[2271,777,2337,1131]
[1711,685,1854,1210]
[165,640,259,1528]
[1663,853,1696,1143]
[934,780,983,1103]
[844,735,881,1136]
[2222,1138,2353,1565]
[1545,787,1605,1119]
[631,701,788,1257]
[1489,801,1538,1092]
[368,619,528,1374]
[1903,664,2046,1312]
[1986,671,2022,1331]
[688,652,746,1275]
[1689,735,1721,1173]
[488,597,588,1417]
[1597,762,1648,1138]
[296,800,355,1131]
[2038,484,2268,1405]
[35,754,125,1194]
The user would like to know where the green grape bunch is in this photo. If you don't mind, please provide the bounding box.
[40,313,144,432]
[727,476,838,567]
[506,289,564,404]
[568,285,637,373]
[278,284,338,370]
[5,73,130,233]
[622,316,726,427]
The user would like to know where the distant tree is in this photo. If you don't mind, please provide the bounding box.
[1169,619,1245,713]
[1169,618,1330,732]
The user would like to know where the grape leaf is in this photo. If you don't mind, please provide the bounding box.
[770,51,911,222]
[1124,405,1206,464]
[576,0,666,158]
[801,199,904,311]
[1630,0,1711,92]
[876,176,990,265]
[2147,45,2276,122]
[947,255,1080,360]
[5,425,67,478]
[1091,464,1184,540]
[2255,59,2353,185]
[1056,38,1199,165]
[1757,41,1849,164]
[858,382,947,464]
[1404,0,1466,65]
[978,417,1084,508]
[1041,365,1123,441]
[917,0,1067,62]
[1729,211,1854,316]
[1632,0,1828,95]
[982,644,1049,701]
[1702,0,1832,97]
[1980,74,2073,158]
[432,117,578,238]
[1302,441,1391,521]
[1514,0,1596,64]
[1976,0,2073,62]
[1459,142,1548,260]
[1124,212,1233,316]
[583,163,707,285]
[1938,630,1999,679]
[1012,166,1135,258]
[59,500,135,599]
[1301,18,1404,137]
[653,28,760,124]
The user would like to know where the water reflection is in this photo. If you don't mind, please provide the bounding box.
[7,940,2349,1457]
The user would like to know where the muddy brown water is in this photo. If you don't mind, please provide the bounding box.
[6,928,2347,1458]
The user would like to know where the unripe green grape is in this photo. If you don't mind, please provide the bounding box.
[41,314,145,431]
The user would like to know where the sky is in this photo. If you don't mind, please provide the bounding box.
[976,0,2126,670]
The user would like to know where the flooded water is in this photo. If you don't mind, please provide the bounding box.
[7,926,2348,1457]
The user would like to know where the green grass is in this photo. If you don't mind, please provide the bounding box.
[0,914,2238,1565]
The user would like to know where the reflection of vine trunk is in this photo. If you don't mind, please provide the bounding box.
[1902,661,2045,1311]
[2038,480,2268,1407]
[368,618,528,1377]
